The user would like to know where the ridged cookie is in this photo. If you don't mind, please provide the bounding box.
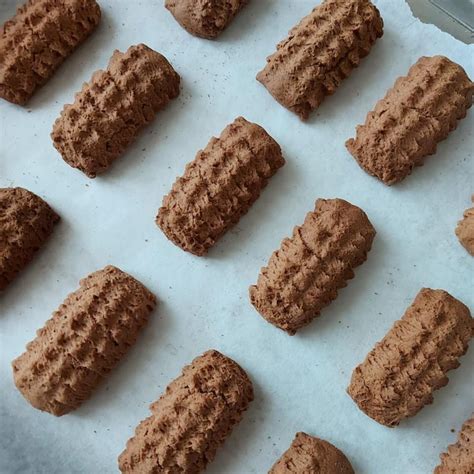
[165,0,248,39]
[435,415,474,474]
[12,265,156,416]
[348,289,473,427]
[156,116,285,256]
[455,197,474,256]
[0,0,101,105]
[249,198,376,334]
[269,432,354,474]
[51,44,180,177]
[0,187,59,291]
[346,56,474,185]
[118,350,253,473]
[256,0,383,120]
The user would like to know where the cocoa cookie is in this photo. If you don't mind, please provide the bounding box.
[118,350,253,473]
[269,432,354,474]
[348,288,473,427]
[51,44,180,177]
[12,265,156,416]
[0,187,59,291]
[156,116,285,256]
[256,0,383,120]
[455,197,474,256]
[249,198,375,334]
[346,56,474,185]
[435,414,474,474]
[165,0,248,39]
[0,0,101,105]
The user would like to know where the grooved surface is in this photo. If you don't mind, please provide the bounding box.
[346,56,474,185]
[348,289,473,427]
[156,116,285,256]
[269,432,354,474]
[51,43,180,177]
[0,0,101,105]
[12,265,157,416]
[435,415,474,474]
[455,197,474,256]
[165,0,248,39]
[0,187,59,291]
[118,350,254,474]
[249,198,376,334]
[256,0,383,120]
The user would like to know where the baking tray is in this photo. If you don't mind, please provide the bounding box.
[1,1,473,473]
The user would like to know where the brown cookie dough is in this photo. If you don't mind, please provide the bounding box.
[0,0,101,105]
[269,432,354,474]
[346,56,474,185]
[12,265,156,416]
[118,350,253,473]
[249,198,375,334]
[165,0,248,39]
[435,414,474,474]
[51,44,180,177]
[256,0,383,120]
[348,288,473,427]
[455,197,474,256]
[0,187,59,291]
[156,116,285,256]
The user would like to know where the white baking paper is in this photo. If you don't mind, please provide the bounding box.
[1,1,473,473]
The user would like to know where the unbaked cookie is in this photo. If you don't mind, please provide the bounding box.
[250,198,375,334]
[12,266,156,416]
[51,44,180,177]
[346,56,473,185]
[348,288,473,427]
[0,0,101,105]
[257,0,383,120]
[118,350,253,473]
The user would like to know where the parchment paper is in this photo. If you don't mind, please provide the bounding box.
[1,1,473,473]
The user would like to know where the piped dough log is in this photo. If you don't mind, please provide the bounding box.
[0,0,101,105]
[156,116,285,256]
[0,187,59,290]
[346,56,474,185]
[118,350,253,474]
[348,288,473,427]
[256,0,383,120]
[12,265,156,416]
[165,0,248,39]
[51,44,180,177]
[269,432,354,474]
[455,197,474,256]
[249,198,375,334]
[435,414,474,474]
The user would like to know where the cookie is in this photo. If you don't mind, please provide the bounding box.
[249,198,375,334]
[346,56,474,185]
[256,0,383,120]
[435,414,474,474]
[12,265,156,416]
[269,432,354,474]
[118,350,253,473]
[156,116,285,256]
[348,288,473,427]
[0,0,101,105]
[51,44,180,177]
[455,197,474,256]
[0,187,59,291]
[165,0,248,39]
